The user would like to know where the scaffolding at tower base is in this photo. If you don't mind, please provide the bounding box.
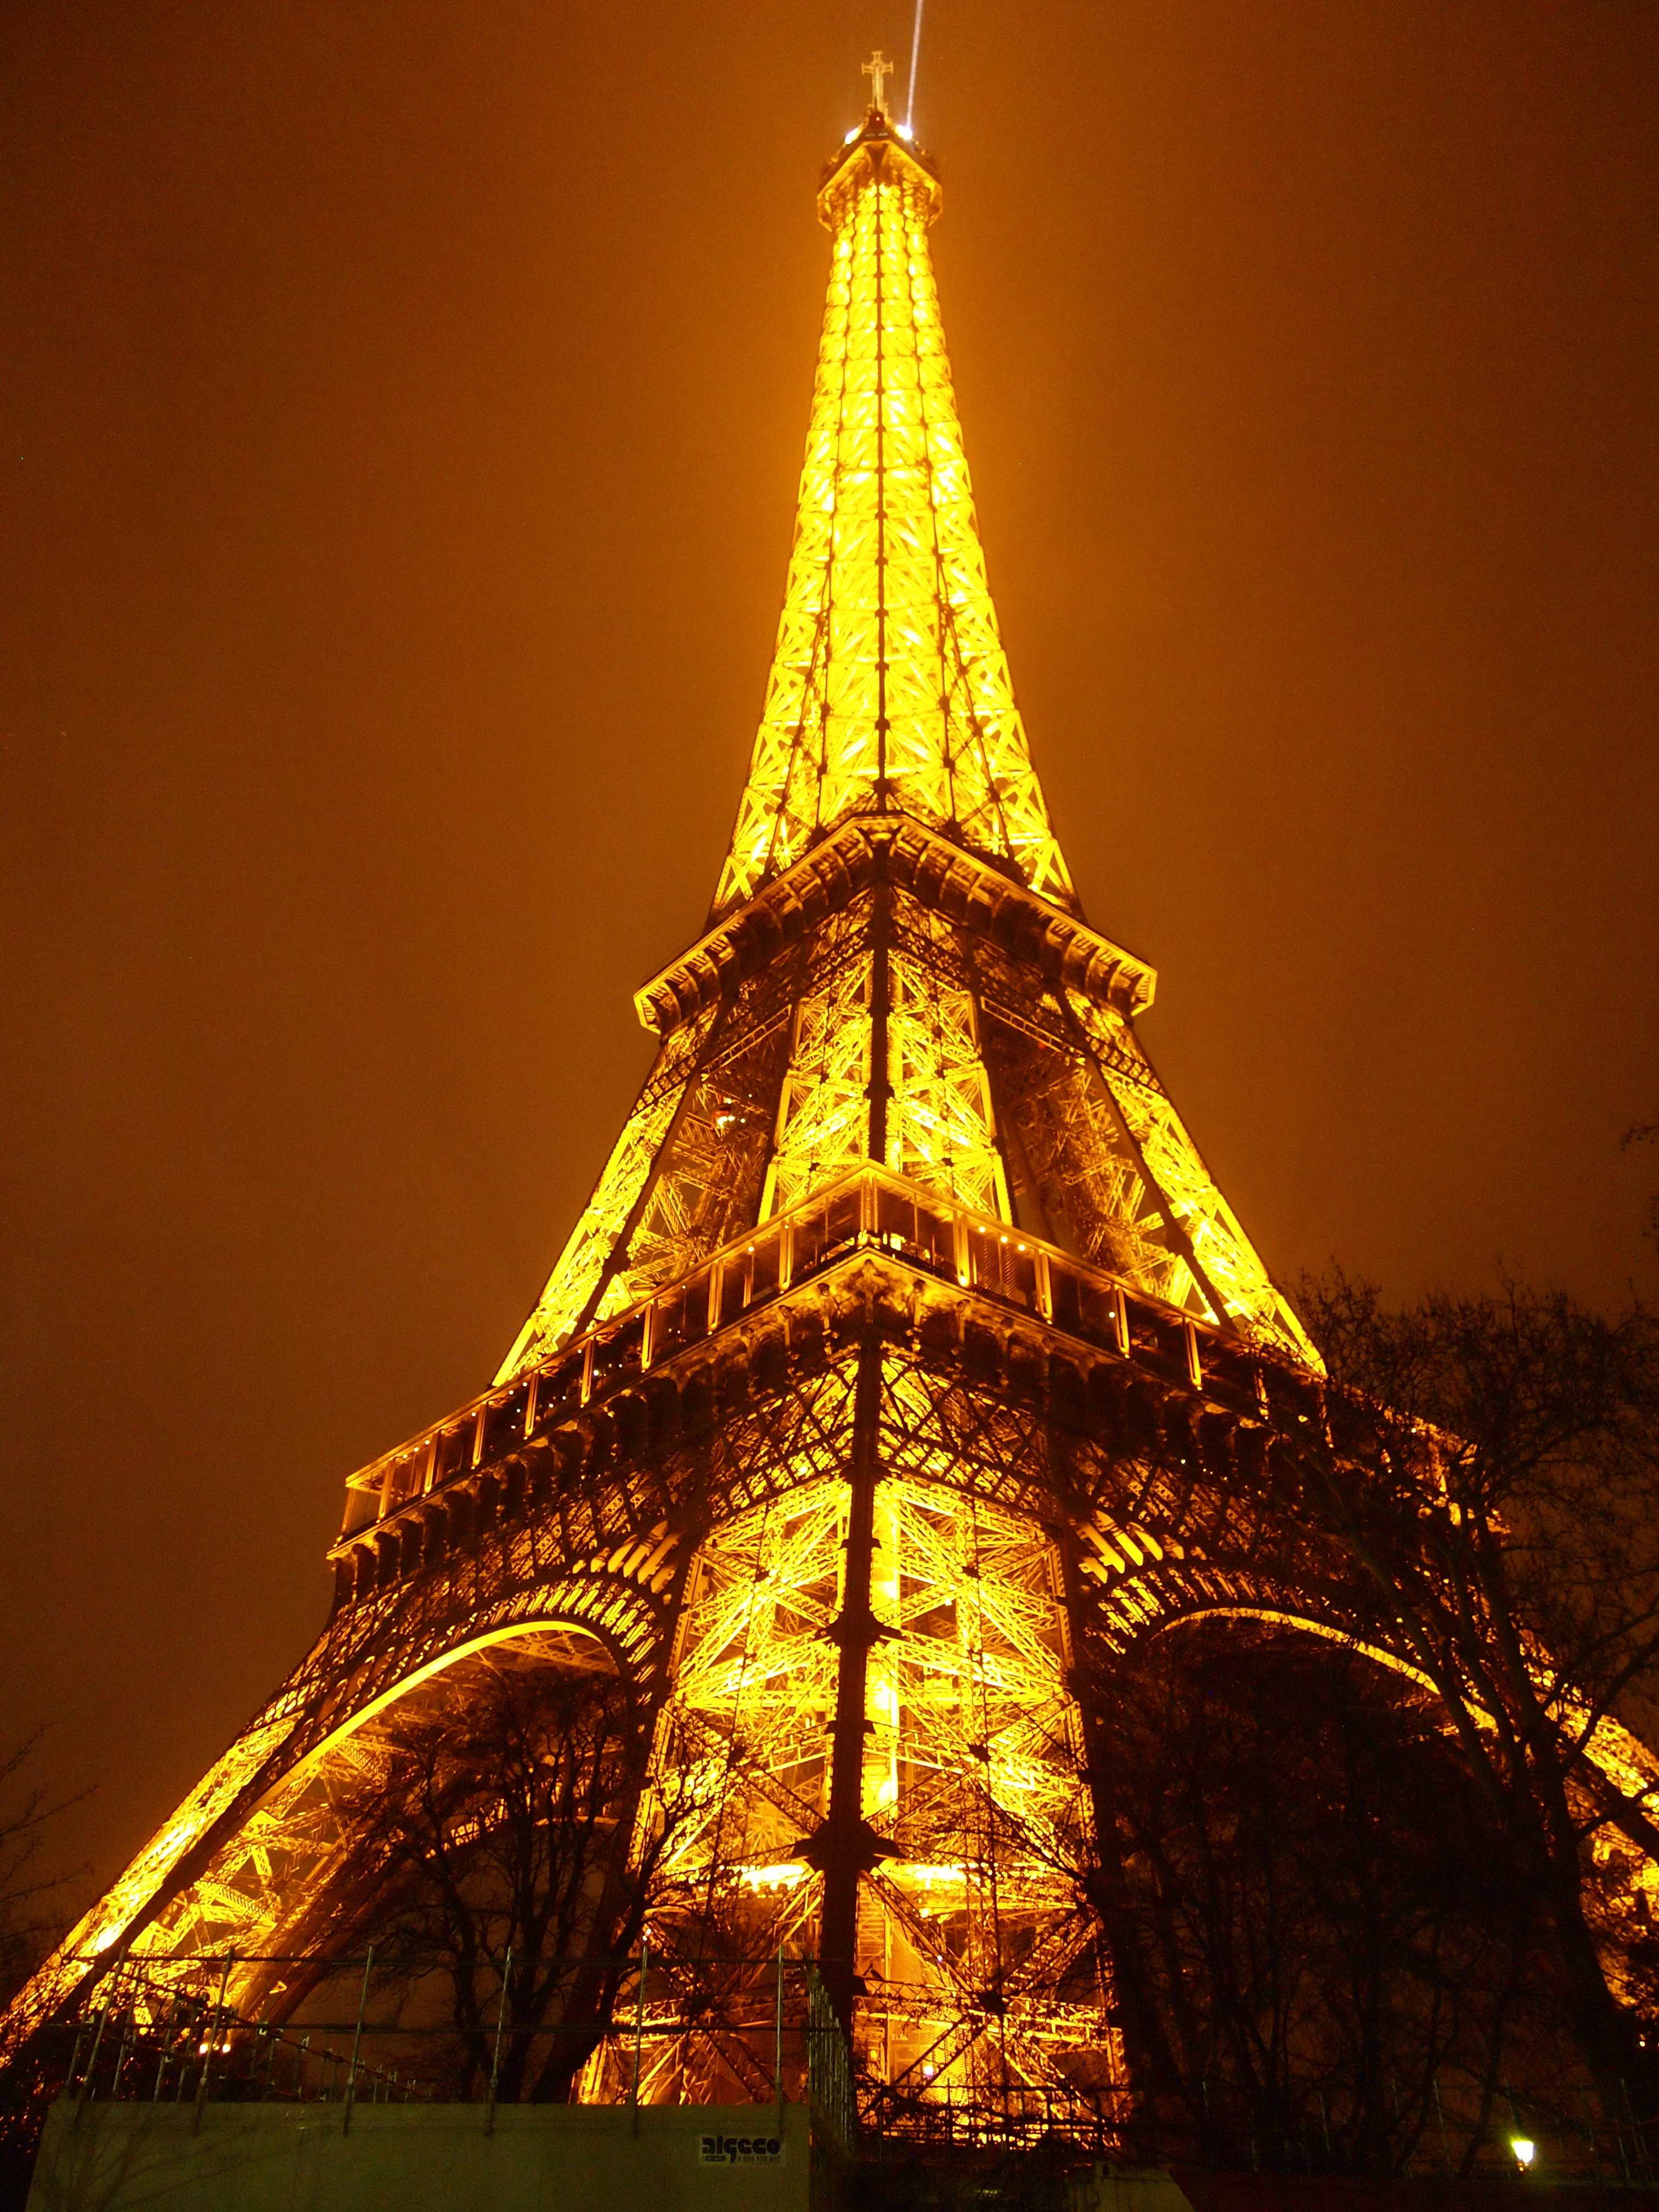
[31,1946,1659,2187]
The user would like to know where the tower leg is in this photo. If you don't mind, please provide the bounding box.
[819,1329,885,2029]
[1057,1529,1180,2132]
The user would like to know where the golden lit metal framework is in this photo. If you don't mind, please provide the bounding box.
[716,125,1071,919]
[496,110,1312,1379]
[24,90,1628,2148]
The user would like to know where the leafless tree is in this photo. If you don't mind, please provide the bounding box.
[0,1731,89,2212]
[323,1647,693,2102]
[0,1731,87,2012]
[1291,1269,1659,2124]
[1069,1621,1568,2174]
[1623,1118,1659,1259]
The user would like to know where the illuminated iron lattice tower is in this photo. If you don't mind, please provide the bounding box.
[12,91,1412,2128]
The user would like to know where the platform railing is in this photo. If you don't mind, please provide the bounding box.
[336,1161,1292,1546]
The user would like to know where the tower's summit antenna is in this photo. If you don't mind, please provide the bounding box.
[861,48,894,117]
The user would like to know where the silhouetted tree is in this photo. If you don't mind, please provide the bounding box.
[0,1730,86,2012]
[0,1730,88,2212]
[325,1650,693,2102]
[1624,1118,1659,1259]
[1071,1622,1565,2174]
[1293,1269,1659,2125]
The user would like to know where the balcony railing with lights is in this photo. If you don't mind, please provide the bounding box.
[334,1163,1302,1552]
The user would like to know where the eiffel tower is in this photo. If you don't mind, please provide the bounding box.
[8,76,1468,2130]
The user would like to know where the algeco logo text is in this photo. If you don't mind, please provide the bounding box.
[698,2132,786,2165]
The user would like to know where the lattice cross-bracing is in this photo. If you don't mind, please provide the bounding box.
[15,98,1567,2163]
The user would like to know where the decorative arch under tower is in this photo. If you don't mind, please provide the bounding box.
[18,87,1617,2143]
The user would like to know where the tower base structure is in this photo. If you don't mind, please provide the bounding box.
[9,80,1659,2182]
[19,1162,1657,2140]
